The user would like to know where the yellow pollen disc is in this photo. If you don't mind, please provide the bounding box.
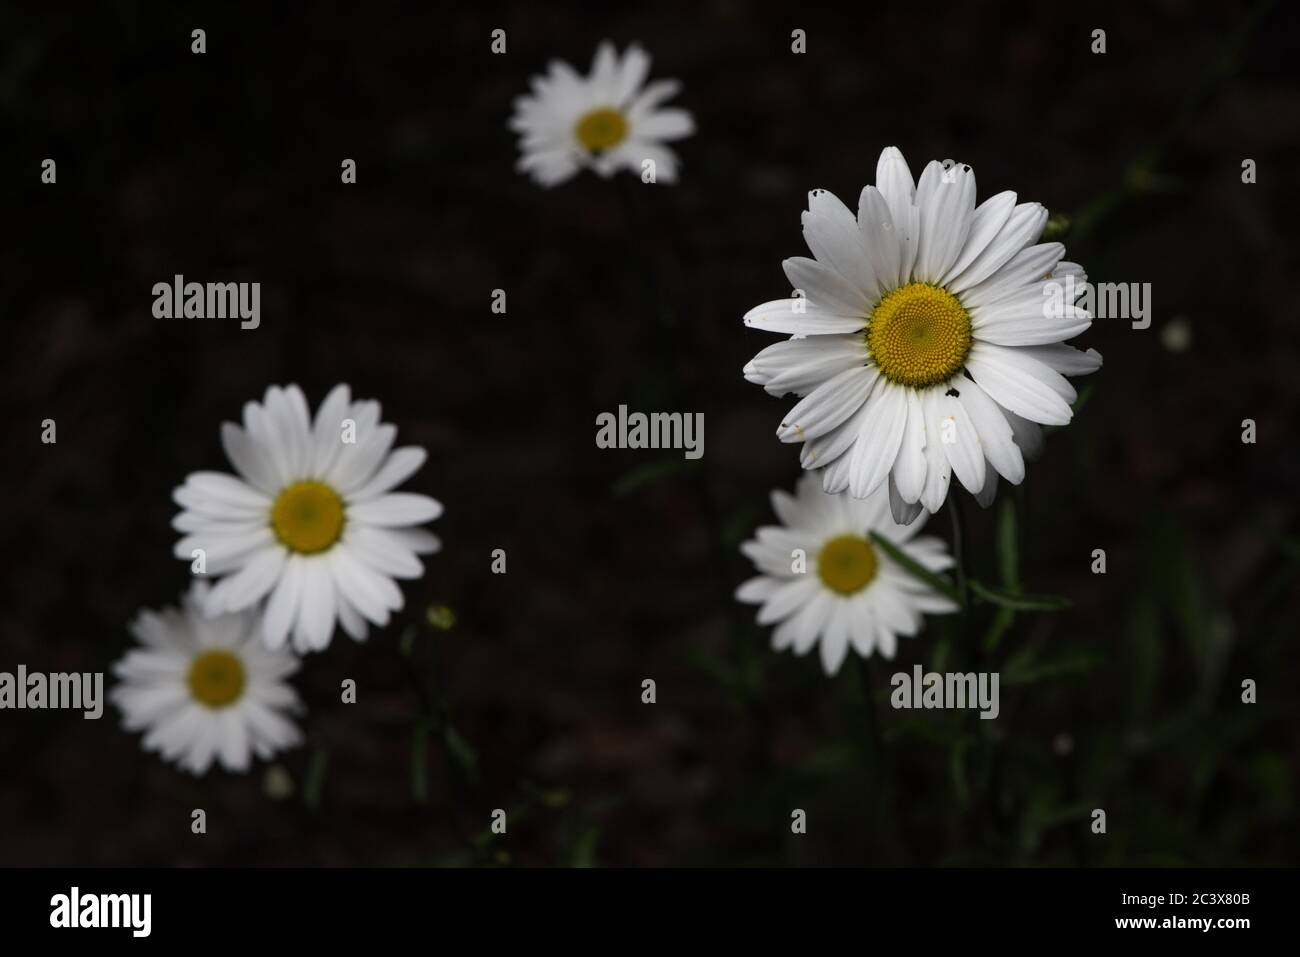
[866,282,973,388]
[271,480,345,555]
[817,534,878,596]
[575,108,628,152]
[187,649,246,709]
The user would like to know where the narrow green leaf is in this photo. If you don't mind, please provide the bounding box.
[411,720,430,803]
[869,532,962,604]
[303,745,330,810]
[983,605,1016,653]
[570,825,602,868]
[970,580,1071,611]
[1002,652,1101,686]
[443,723,480,780]
[612,456,697,498]
[996,498,1019,590]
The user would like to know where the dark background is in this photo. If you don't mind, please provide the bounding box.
[1,0,1296,866]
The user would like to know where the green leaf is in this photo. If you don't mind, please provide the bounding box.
[982,605,1016,653]
[303,745,330,810]
[970,580,1071,611]
[443,724,480,783]
[869,532,962,605]
[411,720,430,803]
[570,825,602,868]
[611,456,698,498]
[996,498,1020,590]
[1002,651,1101,686]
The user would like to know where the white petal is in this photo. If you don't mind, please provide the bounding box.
[935,389,985,494]
[891,388,927,503]
[947,203,1047,292]
[743,298,865,336]
[1017,344,1103,376]
[207,547,286,614]
[348,447,428,502]
[847,382,908,497]
[220,424,279,495]
[960,243,1066,309]
[919,389,953,512]
[744,335,867,397]
[856,185,903,297]
[348,493,443,527]
[965,342,1074,425]
[940,190,1017,286]
[777,366,874,443]
[887,473,926,526]
[757,577,818,625]
[913,161,976,283]
[802,189,880,301]
[634,108,694,140]
[783,256,868,316]
[955,378,1025,484]
[261,554,304,649]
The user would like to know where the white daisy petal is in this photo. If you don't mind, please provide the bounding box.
[919,390,954,512]
[173,383,442,653]
[348,493,443,527]
[783,256,870,317]
[743,298,866,336]
[856,185,903,299]
[914,162,976,283]
[803,189,880,301]
[349,447,428,502]
[261,554,304,650]
[777,366,874,443]
[737,472,955,672]
[743,335,867,397]
[960,242,1066,309]
[948,202,1048,292]
[511,43,693,187]
[940,190,1017,286]
[891,388,928,503]
[934,390,986,495]
[955,377,1025,484]
[966,342,1074,425]
[847,382,908,497]
[744,147,1096,515]
[112,583,303,776]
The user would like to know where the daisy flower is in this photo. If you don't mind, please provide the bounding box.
[509,40,694,187]
[111,583,303,775]
[173,384,442,653]
[742,146,1102,523]
[736,474,958,675]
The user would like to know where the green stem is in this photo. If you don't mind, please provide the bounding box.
[854,655,883,782]
[947,494,970,611]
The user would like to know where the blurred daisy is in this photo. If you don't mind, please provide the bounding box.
[509,40,694,186]
[736,474,958,675]
[742,146,1102,523]
[173,384,442,653]
[112,583,303,775]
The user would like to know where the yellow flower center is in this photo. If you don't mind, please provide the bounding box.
[817,534,878,596]
[866,282,972,388]
[187,649,246,709]
[271,480,345,555]
[575,108,628,152]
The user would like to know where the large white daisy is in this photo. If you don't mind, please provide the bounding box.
[509,40,694,187]
[743,146,1102,523]
[111,583,303,775]
[736,474,959,675]
[173,384,443,653]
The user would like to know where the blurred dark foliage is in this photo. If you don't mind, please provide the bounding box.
[0,0,1296,866]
